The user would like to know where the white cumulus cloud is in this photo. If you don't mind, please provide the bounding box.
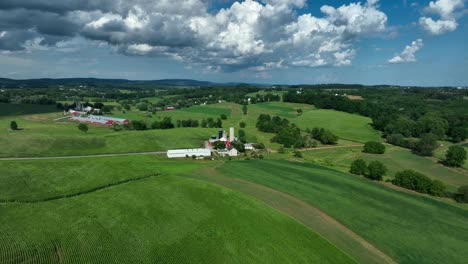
[388,39,423,64]
[419,0,465,35]
[0,0,389,71]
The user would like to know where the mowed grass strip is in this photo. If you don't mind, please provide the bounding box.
[218,160,468,264]
[186,167,395,264]
[0,174,356,264]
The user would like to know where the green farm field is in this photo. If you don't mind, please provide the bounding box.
[0,102,378,157]
[0,157,356,264]
[295,109,381,142]
[295,145,468,191]
[0,103,57,117]
[0,156,207,201]
[217,160,468,264]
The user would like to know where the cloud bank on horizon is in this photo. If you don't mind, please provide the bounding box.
[0,0,467,85]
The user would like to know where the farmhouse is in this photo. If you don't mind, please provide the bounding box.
[217,148,239,157]
[167,148,211,159]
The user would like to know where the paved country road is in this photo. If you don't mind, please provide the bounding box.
[0,144,365,161]
[0,151,168,161]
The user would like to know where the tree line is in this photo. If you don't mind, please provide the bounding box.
[256,114,338,148]
[283,89,468,144]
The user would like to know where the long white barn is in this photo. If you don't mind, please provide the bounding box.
[167,149,211,159]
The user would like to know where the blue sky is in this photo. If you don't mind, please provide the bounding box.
[0,0,466,86]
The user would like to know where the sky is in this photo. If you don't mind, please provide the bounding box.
[0,0,467,86]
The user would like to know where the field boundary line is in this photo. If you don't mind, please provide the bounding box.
[0,173,161,204]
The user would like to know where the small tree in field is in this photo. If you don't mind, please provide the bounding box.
[444,145,467,167]
[239,121,246,128]
[278,146,285,154]
[350,159,367,175]
[363,141,386,154]
[455,186,468,203]
[78,123,89,133]
[366,161,387,181]
[242,105,248,115]
[293,150,303,158]
[10,121,18,130]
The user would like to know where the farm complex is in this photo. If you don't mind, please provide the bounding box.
[0,80,467,264]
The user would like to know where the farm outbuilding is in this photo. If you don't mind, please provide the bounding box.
[244,143,255,150]
[167,149,211,159]
[70,115,129,125]
[217,148,239,157]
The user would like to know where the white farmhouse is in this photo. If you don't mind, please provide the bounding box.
[217,148,239,157]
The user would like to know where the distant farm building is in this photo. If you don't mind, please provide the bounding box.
[167,149,211,159]
[217,148,239,157]
[244,143,255,150]
[209,127,237,144]
[69,110,86,116]
[165,106,175,111]
[70,115,129,125]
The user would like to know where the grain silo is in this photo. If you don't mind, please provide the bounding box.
[229,127,235,142]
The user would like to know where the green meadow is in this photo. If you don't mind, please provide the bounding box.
[1,101,375,157]
[297,145,468,191]
[0,103,57,117]
[1,100,467,264]
[295,109,381,142]
[0,157,355,264]
[217,160,468,264]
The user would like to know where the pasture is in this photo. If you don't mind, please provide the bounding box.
[0,157,355,264]
[0,103,57,117]
[217,160,468,264]
[295,109,381,143]
[297,145,468,191]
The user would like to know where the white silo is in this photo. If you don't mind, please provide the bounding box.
[229,127,235,142]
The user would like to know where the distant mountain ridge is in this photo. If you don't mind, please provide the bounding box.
[0,77,461,89]
[0,78,226,88]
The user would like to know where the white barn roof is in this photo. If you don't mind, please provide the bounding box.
[167,149,211,158]
[69,115,129,125]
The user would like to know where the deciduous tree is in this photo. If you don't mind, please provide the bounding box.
[350,159,367,175]
[363,141,386,154]
[78,123,88,133]
[10,121,18,130]
[366,161,387,181]
[444,145,467,167]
